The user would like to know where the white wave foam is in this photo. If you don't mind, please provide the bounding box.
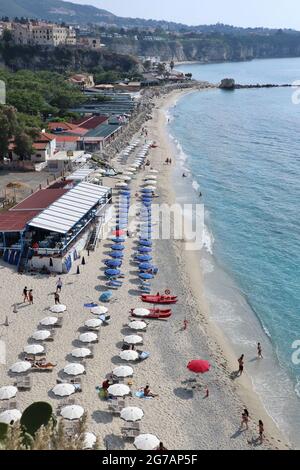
[201,258,215,274]
[203,224,214,255]
[192,180,200,192]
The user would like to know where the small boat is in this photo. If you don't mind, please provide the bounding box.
[141,293,178,305]
[130,308,172,319]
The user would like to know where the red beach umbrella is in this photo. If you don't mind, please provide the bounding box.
[187,360,211,374]
[113,229,125,236]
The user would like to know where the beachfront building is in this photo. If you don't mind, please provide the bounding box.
[8,132,56,164]
[77,36,104,49]
[69,74,95,90]
[0,180,113,273]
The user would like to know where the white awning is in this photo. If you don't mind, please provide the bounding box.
[70,168,95,181]
[29,182,111,234]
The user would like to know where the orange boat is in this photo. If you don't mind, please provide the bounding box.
[141,293,178,305]
[130,308,172,319]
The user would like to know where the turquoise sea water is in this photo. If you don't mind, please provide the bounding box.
[170,58,300,446]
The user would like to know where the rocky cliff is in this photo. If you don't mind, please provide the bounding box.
[0,44,138,73]
[105,34,300,63]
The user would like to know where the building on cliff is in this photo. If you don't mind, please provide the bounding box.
[11,21,76,47]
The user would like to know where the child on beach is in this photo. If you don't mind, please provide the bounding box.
[28,290,33,305]
[54,292,60,305]
[23,286,28,302]
[56,277,63,293]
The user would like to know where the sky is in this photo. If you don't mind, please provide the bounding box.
[66,0,300,29]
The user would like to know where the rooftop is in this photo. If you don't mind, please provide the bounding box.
[85,124,121,139]
[11,189,68,211]
[0,210,40,232]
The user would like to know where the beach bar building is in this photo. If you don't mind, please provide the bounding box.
[0,182,112,273]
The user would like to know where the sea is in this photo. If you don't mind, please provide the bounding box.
[168,58,300,447]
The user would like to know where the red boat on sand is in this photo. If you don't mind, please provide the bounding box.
[130,308,172,319]
[141,292,178,305]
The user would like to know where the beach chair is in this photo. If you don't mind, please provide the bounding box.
[54,317,63,328]
[8,401,17,410]
[121,428,140,440]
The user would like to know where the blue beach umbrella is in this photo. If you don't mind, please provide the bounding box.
[109,252,124,259]
[119,191,131,196]
[139,240,152,247]
[111,237,126,243]
[139,262,153,270]
[111,244,125,251]
[138,246,152,253]
[139,272,154,280]
[135,255,152,262]
[141,189,153,194]
[105,269,121,277]
[100,291,113,302]
[105,260,122,268]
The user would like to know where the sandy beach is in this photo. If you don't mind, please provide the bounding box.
[0,88,291,450]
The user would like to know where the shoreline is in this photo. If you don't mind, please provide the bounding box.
[147,88,291,449]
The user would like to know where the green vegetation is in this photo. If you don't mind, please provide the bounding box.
[20,402,53,437]
[2,411,98,450]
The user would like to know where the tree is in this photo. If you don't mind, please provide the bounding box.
[143,60,152,72]
[0,106,18,160]
[2,29,13,43]
[14,131,34,161]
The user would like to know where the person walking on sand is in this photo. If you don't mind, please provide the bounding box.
[54,292,60,305]
[238,354,244,376]
[258,420,264,444]
[28,290,33,305]
[56,277,63,294]
[241,409,249,430]
[23,286,28,303]
[257,342,263,359]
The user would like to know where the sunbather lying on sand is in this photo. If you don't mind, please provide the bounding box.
[33,361,56,369]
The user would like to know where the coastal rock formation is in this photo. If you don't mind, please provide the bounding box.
[219,78,235,89]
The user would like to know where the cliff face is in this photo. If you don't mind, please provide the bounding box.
[0,44,138,73]
[105,36,300,63]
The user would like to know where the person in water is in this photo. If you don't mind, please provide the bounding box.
[182,173,187,178]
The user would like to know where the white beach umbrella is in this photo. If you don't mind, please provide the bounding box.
[119,350,139,362]
[32,330,51,341]
[52,383,75,397]
[64,363,85,376]
[134,434,160,451]
[144,175,157,180]
[144,186,156,191]
[128,321,147,331]
[40,316,58,326]
[131,163,139,168]
[79,332,98,343]
[0,409,22,424]
[116,182,128,189]
[83,432,97,450]
[124,335,143,345]
[112,366,134,378]
[85,318,102,329]
[123,171,134,176]
[91,306,108,315]
[120,407,144,422]
[0,386,17,400]
[95,168,106,175]
[133,308,151,317]
[119,175,131,182]
[149,169,158,174]
[107,384,131,397]
[10,361,31,373]
[50,304,66,313]
[61,405,84,420]
[24,344,44,355]
[71,348,91,359]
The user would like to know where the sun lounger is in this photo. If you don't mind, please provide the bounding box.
[121,428,140,439]
[14,376,32,391]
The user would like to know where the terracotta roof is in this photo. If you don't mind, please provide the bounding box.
[54,135,80,143]
[48,122,78,131]
[38,132,56,142]
[33,142,48,150]
[11,189,68,211]
[75,116,108,130]
[0,210,40,232]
